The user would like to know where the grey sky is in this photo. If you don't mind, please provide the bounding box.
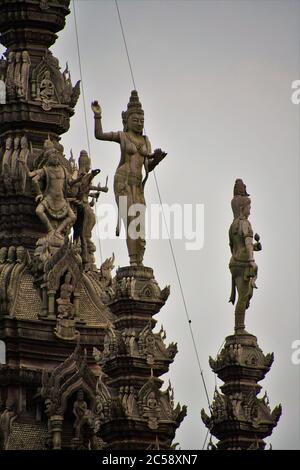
[1,0,300,449]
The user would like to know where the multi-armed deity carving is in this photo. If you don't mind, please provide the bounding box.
[92,90,167,266]
[25,138,107,263]
[72,149,108,270]
[229,179,262,334]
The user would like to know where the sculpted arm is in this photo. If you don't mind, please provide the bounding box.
[29,168,45,201]
[28,168,45,179]
[244,236,254,262]
[91,100,120,143]
[242,221,256,264]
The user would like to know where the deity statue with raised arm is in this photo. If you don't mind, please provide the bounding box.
[229,179,262,334]
[91,90,167,266]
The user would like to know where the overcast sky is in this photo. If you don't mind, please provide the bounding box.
[2,0,300,450]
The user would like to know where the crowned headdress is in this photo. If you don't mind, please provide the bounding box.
[231,178,251,218]
[122,90,144,130]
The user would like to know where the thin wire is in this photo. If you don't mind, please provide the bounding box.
[152,169,211,410]
[114,0,211,411]
[72,0,103,264]
[202,429,209,450]
[115,0,137,91]
[72,0,91,157]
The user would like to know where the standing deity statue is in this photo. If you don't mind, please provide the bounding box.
[25,142,76,239]
[73,150,108,269]
[92,90,167,266]
[0,74,6,104]
[229,179,262,334]
[13,52,22,98]
[2,136,13,175]
[62,63,73,104]
[73,390,93,440]
[10,136,20,177]
[17,135,30,193]
[19,51,31,100]
[5,51,15,101]
[0,247,8,267]
[69,149,77,174]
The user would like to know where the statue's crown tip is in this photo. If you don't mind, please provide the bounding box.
[233,178,250,197]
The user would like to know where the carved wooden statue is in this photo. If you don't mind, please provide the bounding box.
[0,73,5,104]
[17,135,30,193]
[73,149,108,269]
[2,136,13,174]
[229,179,262,334]
[56,271,74,319]
[73,389,92,440]
[92,90,167,266]
[27,142,76,239]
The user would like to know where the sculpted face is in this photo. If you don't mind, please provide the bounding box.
[0,247,8,263]
[20,136,28,149]
[13,137,20,149]
[47,149,60,166]
[127,113,144,134]
[7,51,14,63]
[7,246,16,262]
[5,137,13,149]
[79,151,91,174]
[16,246,26,262]
[22,51,29,62]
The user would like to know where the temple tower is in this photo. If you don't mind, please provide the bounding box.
[99,266,186,450]
[201,179,281,450]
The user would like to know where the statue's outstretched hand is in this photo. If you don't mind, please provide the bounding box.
[153,148,167,161]
[254,233,262,251]
[91,100,102,116]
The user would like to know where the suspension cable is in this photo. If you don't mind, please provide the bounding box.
[202,430,210,450]
[114,0,211,413]
[72,0,103,264]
